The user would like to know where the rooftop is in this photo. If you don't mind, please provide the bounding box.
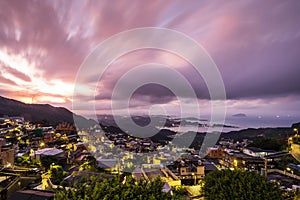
[35,148,64,156]
[8,189,54,200]
[96,158,117,168]
[245,147,276,153]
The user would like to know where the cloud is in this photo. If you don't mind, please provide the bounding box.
[0,62,31,82]
[0,72,18,85]
[0,0,299,116]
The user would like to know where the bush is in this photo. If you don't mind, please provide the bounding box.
[201,169,283,200]
[55,175,183,200]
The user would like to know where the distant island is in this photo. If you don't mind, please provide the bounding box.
[232,113,247,117]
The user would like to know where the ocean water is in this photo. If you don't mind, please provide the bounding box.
[165,115,300,133]
[224,115,299,130]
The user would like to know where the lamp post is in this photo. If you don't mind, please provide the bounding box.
[264,158,267,177]
[264,158,272,177]
[192,172,196,185]
[294,128,298,136]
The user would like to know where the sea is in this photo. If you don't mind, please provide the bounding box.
[165,115,300,133]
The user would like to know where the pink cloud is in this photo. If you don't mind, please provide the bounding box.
[0,0,299,116]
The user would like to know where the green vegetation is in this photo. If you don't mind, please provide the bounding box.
[283,191,300,200]
[40,156,59,169]
[275,155,299,170]
[55,175,184,200]
[48,165,68,185]
[17,153,40,167]
[275,154,300,176]
[292,136,300,145]
[249,138,282,151]
[79,156,97,171]
[201,169,283,200]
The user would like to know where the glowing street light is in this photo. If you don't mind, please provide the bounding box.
[39,142,45,148]
[293,128,298,135]
[192,172,196,185]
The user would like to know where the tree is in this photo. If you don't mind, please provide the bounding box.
[17,153,40,167]
[48,164,68,185]
[249,138,282,151]
[275,155,298,171]
[41,156,59,169]
[79,155,97,171]
[201,169,283,200]
[55,175,184,200]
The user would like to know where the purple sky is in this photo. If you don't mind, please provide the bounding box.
[0,0,300,117]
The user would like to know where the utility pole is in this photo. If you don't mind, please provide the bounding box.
[117,148,121,182]
[118,155,120,182]
[264,158,267,177]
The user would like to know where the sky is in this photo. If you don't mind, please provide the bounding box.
[0,0,300,118]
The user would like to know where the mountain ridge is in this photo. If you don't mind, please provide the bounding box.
[0,95,95,127]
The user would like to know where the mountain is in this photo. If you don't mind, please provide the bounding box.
[0,96,96,127]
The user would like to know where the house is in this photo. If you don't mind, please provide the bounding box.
[8,189,54,200]
[220,149,265,171]
[43,132,55,143]
[96,158,118,171]
[133,164,181,187]
[202,161,218,174]
[0,139,15,166]
[243,147,277,157]
[206,146,223,158]
[0,173,19,200]
[33,148,65,161]
[180,164,205,180]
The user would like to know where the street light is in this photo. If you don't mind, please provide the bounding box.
[293,128,298,135]
[192,172,196,185]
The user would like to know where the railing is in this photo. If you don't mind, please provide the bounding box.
[140,167,150,182]
[290,143,300,162]
[6,176,20,197]
[164,167,179,180]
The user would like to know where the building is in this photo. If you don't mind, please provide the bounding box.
[55,122,76,135]
[180,164,205,180]
[8,189,54,200]
[242,147,277,157]
[133,164,181,187]
[43,132,55,143]
[220,149,265,171]
[0,117,24,128]
[33,148,65,161]
[0,139,15,166]
[96,158,118,172]
[206,146,223,158]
